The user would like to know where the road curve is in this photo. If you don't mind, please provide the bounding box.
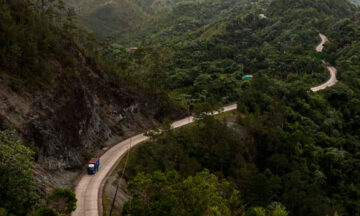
[72,104,238,216]
[316,33,328,52]
[311,33,338,92]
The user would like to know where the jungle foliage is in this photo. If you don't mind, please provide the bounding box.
[1,0,360,215]
[0,130,77,216]
[0,0,83,90]
[119,0,360,215]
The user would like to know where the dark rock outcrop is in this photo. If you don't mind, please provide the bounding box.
[0,50,185,172]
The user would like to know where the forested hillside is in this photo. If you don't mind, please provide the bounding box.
[0,0,184,168]
[1,0,360,215]
[101,0,360,215]
[64,0,197,38]
[103,0,355,105]
[0,0,184,214]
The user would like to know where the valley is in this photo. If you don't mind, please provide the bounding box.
[0,0,360,216]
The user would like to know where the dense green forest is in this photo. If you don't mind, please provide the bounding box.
[0,0,75,89]
[0,130,77,215]
[114,0,360,215]
[65,0,200,38]
[103,0,355,106]
[1,0,360,215]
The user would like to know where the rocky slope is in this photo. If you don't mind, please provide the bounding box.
[0,49,185,188]
[0,0,187,190]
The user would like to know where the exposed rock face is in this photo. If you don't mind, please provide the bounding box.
[0,50,185,173]
[28,78,111,170]
[28,72,113,170]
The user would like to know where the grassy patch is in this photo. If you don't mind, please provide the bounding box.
[102,194,111,216]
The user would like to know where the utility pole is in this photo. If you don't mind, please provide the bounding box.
[109,138,132,216]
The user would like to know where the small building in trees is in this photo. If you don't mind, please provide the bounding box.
[242,75,253,80]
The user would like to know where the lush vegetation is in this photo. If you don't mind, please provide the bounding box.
[0,0,83,90]
[65,0,199,39]
[0,0,182,112]
[104,0,345,106]
[123,169,288,216]
[0,130,37,215]
[113,0,360,215]
[123,116,289,215]
[0,130,77,216]
[2,0,360,215]
[37,189,77,216]
[0,0,185,215]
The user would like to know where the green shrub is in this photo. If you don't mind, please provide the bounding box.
[48,189,77,215]
[35,207,57,216]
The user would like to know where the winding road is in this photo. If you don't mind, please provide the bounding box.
[311,33,338,92]
[72,104,237,216]
[72,33,338,216]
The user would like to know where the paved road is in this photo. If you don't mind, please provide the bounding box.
[311,33,338,92]
[72,104,238,216]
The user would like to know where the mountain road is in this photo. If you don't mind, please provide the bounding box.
[72,104,238,216]
[311,33,338,92]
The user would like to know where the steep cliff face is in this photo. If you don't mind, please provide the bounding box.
[0,49,184,175]
[0,0,186,191]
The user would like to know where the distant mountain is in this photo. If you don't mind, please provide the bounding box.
[65,0,150,37]
[351,0,360,5]
[65,0,196,37]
